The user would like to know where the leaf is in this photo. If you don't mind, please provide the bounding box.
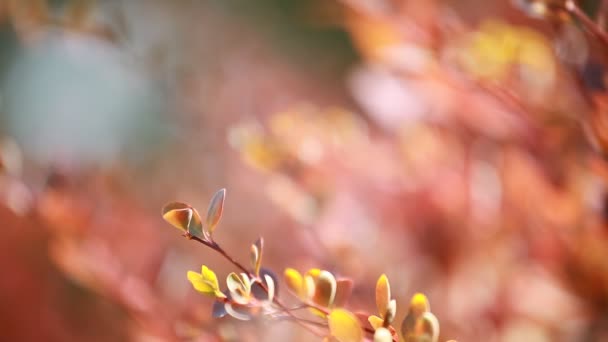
[409,293,430,317]
[313,270,337,308]
[373,327,393,342]
[328,308,363,342]
[284,268,304,297]
[161,202,204,239]
[368,315,384,330]
[419,312,440,342]
[333,278,354,307]
[250,237,264,277]
[385,299,396,325]
[226,272,251,305]
[212,300,227,318]
[375,274,390,319]
[224,303,253,321]
[264,274,275,302]
[187,265,224,298]
[205,188,226,236]
[252,268,279,301]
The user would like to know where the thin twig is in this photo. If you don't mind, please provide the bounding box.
[564,0,608,46]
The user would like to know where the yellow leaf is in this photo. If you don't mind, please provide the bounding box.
[333,278,354,307]
[368,315,384,330]
[328,309,363,342]
[187,265,224,298]
[375,274,390,318]
[409,293,430,317]
[205,188,226,235]
[284,268,304,297]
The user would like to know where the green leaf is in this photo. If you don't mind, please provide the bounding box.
[328,308,363,342]
[161,202,204,239]
[205,188,226,236]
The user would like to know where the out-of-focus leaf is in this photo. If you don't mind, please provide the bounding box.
[409,293,430,317]
[373,327,393,342]
[284,268,304,297]
[226,272,251,305]
[512,0,570,21]
[334,278,354,307]
[385,299,396,325]
[252,268,279,301]
[187,265,224,298]
[328,308,363,342]
[264,274,275,302]
[205,188,226,236]
[376,274,390,319]
[250,237,263,277]
[224,303,253,321]
[161,202,204,239]
[313,270,337,308]
[368,315,383,330]
[212,300,228,318]
[420,312,440,342]
[401,312,417,341]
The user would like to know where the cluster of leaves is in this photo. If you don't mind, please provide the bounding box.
[162,189,453,342]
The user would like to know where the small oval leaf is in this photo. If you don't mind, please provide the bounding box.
[205,188,226,235]
[375,274,390,319]
[409,293,430,317]
[313,271,337,308]
[328,308,363,342]
[250,237,264,277]
[420,311,440,342]
[212,300,228,318]
[161,202,204,238]
[368,315,384,330]
[284,268,304,297]
[334,278,354,307]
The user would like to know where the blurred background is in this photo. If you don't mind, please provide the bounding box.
[1,0,608,341]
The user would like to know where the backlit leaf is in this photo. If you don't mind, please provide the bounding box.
[419,312,440,342]
[226,272,251,305]
[334,278,354,307]
[187,265,224,298]
[284,268,304,297]
[205,188,226,235]
[368,315,383,330]
[162,202,204,239]
[409,293,430,317]
[385,299,396,325]
[212,300,227,318]
[375,274,390,319]
[250,237,263,277]
[328,308,363,342]
[313,270,337,308]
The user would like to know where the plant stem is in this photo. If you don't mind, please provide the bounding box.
[186,234,328,338]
